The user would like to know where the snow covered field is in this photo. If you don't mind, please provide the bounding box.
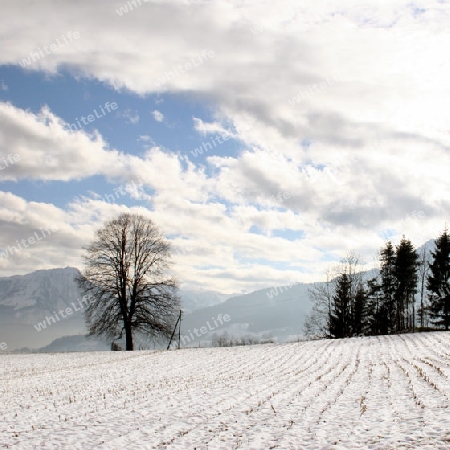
[1,332,450,449]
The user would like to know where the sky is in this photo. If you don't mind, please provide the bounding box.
[0,0,449,294]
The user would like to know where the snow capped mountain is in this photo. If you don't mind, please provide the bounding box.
[180,282,312,346]
[0,267,236,350]
[180,288,234,314]
[0,267,87,350]
[0,267,83,324]
[178,238,439,347]
[0,266,313,350]
[0,237,438,352]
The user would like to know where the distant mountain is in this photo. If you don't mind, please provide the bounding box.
[180,288,234,314]
[0,238,438,352]
[0,267,236,351]
[37,335,110,353]
[179,239,439,347]
[417,238,435,256]
[180,282,311,346]
[0,267,87,350]
[0,266,84,324]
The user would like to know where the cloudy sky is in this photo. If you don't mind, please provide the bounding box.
[0,0,449,293]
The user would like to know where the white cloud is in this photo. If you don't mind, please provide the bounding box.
[0,102,145,183]
[152,110,164,122]
[193,117,232,138]
[0,191,151,277]
[121,108,140,124]
[1,0,450,290]
[138,134,155,145]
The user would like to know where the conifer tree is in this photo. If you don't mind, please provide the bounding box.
[330,273,352,338]
[366,278,381,335]
[379,241,397,333]
[427,228,450,330]
[394,237,419,332]
[352,284,367,336]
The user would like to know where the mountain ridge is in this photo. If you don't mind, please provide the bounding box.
[0,238,438,351]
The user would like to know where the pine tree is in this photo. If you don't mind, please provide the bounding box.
[306,254,365,339]
[366,278,380,335]
[330,273,352,338]
[366,278,389,335]
[394,237,419,332]
[353,284,367,336]
[379,241,397,333]
[427,228,450,330]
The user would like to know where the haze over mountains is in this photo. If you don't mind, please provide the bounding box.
[0,267,86,350]
[0,266,312,351]
[0,239,436,352]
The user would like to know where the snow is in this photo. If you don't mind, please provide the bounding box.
[1,332,450,449]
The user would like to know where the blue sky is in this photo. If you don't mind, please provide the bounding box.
[0,0,449,292]
[0,65,241,208]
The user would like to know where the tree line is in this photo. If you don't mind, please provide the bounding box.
[305,228,450,339]
[76,213,450,350]
[212,332,275,347]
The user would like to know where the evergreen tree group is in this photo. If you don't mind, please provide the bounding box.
[306,228,450,339]
[367,237,419,335]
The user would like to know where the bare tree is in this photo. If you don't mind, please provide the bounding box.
[212,332,228,347]
[340,252,365,300]
[417,245,431,328]
[77,213,180,351]
[304,268,335,339]
[304,253,366,339]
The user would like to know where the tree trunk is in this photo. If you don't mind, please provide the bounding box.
[125,324,134,351]
[420,250,426,328]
